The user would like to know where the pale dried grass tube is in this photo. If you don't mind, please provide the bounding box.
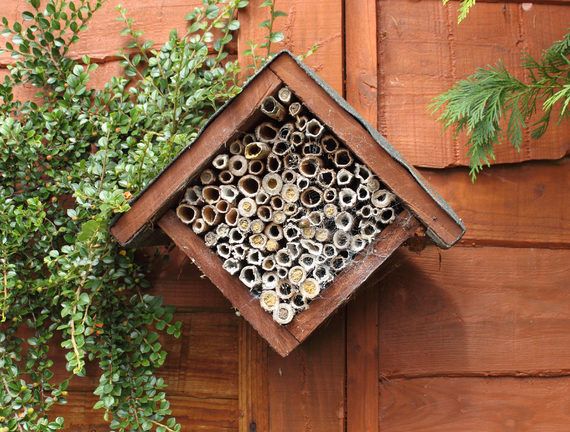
[176,204,199,224]
[291,294,308,311]
[245,141,270,160]
[308,210,323,226]
[250,219,265,234]
[333,230,351,250]
[323,244,337,259]
[248,159,265,176]
[222,257,241,275]
[218,170,234,185]
[262,256,276,272]
[220,185,238,203]
[275,249,293,267]
[283,202,299,216]
[281,169,297,184]
[338,188,357,209]
[305,119,324,139]
[357,205,374,219]
[313,265,332,284]
[242,133,256,146]
[228,155,247,177]
[217,243,231,259]
[357,184,370,201]
[315,227,331,242]
[289,131,304,147]
[378,207,396,224]
[265,238,280,252]
[264,223,284,241]
[296,175,310,191]
[299,254,317,271]
[247,248,263,266]
[289,101,302,117]
[371,189,395,209]
[212,154,229,170]
[283,153,300,169]
[260,96,285,121]
[202,186,220,204]
[295,115,308,131]
[333,149,353,168]
[300,239,323,255]
[284,224,301,241]
[335,211,354,231]
[229,140,243,155]
[273,302,295,325]
[317,169,336,188]
[323,188,337,203]
[255,190,270,205]
[202,205,222,226]
[272,210,286,225]
[184,186,203,205]
[300,278,321,300]
[237,197,257,217]
[367,177,381,192]
[273,140,291,156]
[336,168,353,186]
[359,221,378,241]
[270,195,284,211]
[257,205,273,223]
[321,135,339,153]
[215,200,230,214]
[288,265,307,285]
[262,173,283,195]
[300,186,323,209]
[216,223,230,239]
[225,208,239,226]
[299,156,322,178]
[302,142,323,156]
[276,280,296,300]
[260,290,279,312]
[278,122,294,141]
[239,265,261,289]
[266,153,282,173]
[237,217,251,233]
[204,231,218,247]
[255,122,279,143]
[249,233,268,250]
[238,174,261,197]
[354,163,372,183]
[323,203,338,219]
[200,169,216,185]
[232,244,248,260]
[275,266,289,279]
[278,87,292,104]
[192,218,208,234]
[229,227,246,244]
[351,235,367,253]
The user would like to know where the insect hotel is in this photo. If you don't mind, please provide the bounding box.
[110,51,465,356]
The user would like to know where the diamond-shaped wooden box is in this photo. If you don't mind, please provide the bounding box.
[110,51,464,357]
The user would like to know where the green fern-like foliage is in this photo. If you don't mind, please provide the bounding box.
[431,31,570,180]
[444,0,476,23]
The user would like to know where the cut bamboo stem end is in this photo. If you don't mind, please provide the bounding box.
[176,204,199,225]
[260,96,286,121]
[277,86,292,105]
[245,142,271,160]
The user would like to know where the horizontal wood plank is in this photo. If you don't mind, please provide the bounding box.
[111,67,283,246]
[379,246,570,377]
[269,54,464,247]
[157,210,300,357]
[377,0,570,168]
[379,377,570,432]
[420,158,570,247]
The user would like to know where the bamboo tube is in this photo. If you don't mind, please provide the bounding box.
[354,163,372,183]
[199,169,216,185]
[321,134,339,153]
[192,218,208,234]
[262,256,276,272]
[216,223,230,239]
[333,149,353,168]
[275,266,289,279]
[336,168,353,186]
[238,174,261,197]
[281,169,297,184]
[302,142,323,156]
[278,86,292,104]
[232,244,248,260]
[176,204,199,225]
[229,140,243,155]
[264,223,284,241]
[357,184,370,201]
[323,244,337,259]
[262,173,283,195]
[283,202,299,216]
[270,195,284,211]
[300,278,321,299]
[333,230,351,250]
[222,257,241,275]
[284,223,301,241]
[237,197,257,217]
[228,227,246,244]
[220,185,238,203]
[288,265,307,285]
[300,239,323,255]
[359,221,378,241]
[295,115,308,131]
[313,265,332,284]
[249,233,268,250]
[260,290,279,312]
[245,141,271,160]
[242,133,256,146]
[260,96,285,121]
[204,231,218,247]
[308,210,323,226]
[299,253,317,271]
[248,159,265,176]
[225,208,239,226]
[275,249,292,267]
[255,122,279,142]
[266,153,282,172]
[237,217,251,233]
[255,190,270,205]
[184,186,203,205]
[289,131,304,147]
[265,239,280,252]
[378,207,396,224]
[335,211,354,231]
[317,169,336,188]
[219,170,234,184]
[212,154,229,170]
[273,302,295,325]
[289,101,302,117]
[216,243,231,259]
[299,156,322,178]
[323,188,337,203]
[351,235,367,253]
[257,205,273,222]
[272,210,286,225]
[283,153,300,169]
[239,265,261,289]
[357,204,374,219]
[371,189,395,208]
[247,248,263,266]
[273,140,291,156]
[315,227,331,242]
[202,186,220,204]
[323,203,338,219]
[278,122,294,141]
[250,219,265,234]
[305,119,324,139]
[228,155,248,177]
[291,294,308,311]
[300,186,323,208]
[287,241,302,260]
[367,177,381,192]
[330,256,346,272]
[338,188,357,209]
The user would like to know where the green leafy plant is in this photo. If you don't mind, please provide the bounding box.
[431,31,570,180]
[0,0,287,430]
[444,0,477,23]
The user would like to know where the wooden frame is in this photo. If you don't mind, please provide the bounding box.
[110,51,463,356]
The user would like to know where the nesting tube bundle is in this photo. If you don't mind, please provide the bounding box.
[175,86,400,325]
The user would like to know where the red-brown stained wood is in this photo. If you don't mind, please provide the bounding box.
[379,246,570,378]
[51,391,239,431]
[267,310,346,432]
[421,158,570,248]
[111,68,283,246]
[377,0,570,168]
[238,322,269,432]
[288,210,420,342]
[379,377,570,432]
[269,54,463,247]
[157,210,300,357]
[237,0,343,93]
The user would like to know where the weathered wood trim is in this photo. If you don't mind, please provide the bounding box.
[268,54,462,247]
[112,69,283,245]
[157,210,300,357]
[287,209,421,341]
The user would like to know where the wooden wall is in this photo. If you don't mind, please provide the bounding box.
[3,0,570,430]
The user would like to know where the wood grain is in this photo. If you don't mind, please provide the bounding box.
[379,377,570,432]
[379,246,570,378]
[420,158,570,248]
[157,210,300,357]
[377,0,570,168]
[237,0,343,93]
[269,53,464,247]
[267,310,346,432]
[111,68,283,246]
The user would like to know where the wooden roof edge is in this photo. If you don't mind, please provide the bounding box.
[110,50,465,249]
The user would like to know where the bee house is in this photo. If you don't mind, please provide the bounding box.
[110,51,465,357]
